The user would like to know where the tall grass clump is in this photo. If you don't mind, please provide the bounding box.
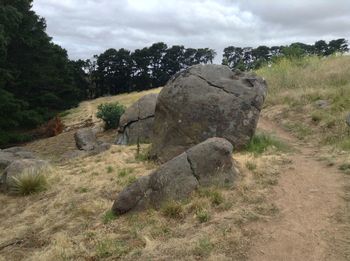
[9,167,50,196]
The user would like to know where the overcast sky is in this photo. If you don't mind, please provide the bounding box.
[32,0,350,63]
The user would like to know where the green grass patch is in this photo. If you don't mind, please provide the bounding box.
[245,133,290,154]
[197,188,224,206]
[193,237,214,257]
[118,168,134,177]
[196,210,211,223]
[96,239,129,258]
[106,166,114,173]
[102,210,117,224]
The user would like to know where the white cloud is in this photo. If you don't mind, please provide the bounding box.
[32,0,350,62]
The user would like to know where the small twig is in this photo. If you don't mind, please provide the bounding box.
[0,239,24,251]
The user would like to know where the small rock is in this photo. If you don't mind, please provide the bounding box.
[74,128,97,151]
[314,100,329,109]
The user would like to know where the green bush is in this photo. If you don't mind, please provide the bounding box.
[96,102,125,130]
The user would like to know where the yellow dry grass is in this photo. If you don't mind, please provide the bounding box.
[62,88,162,128]
[0,87,292,260]
[257,55,350,151]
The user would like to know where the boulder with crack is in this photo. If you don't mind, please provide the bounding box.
[151,64,268,162]
[116,93,158,145]
[112,137,238,215]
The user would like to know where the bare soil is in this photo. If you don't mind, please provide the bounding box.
[248,118,348,261]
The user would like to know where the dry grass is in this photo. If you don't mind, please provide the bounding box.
[258,55,350,151]
[0,122,291,260]
[61,88,162,128]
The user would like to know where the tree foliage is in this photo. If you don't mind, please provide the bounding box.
[222,39,348,70]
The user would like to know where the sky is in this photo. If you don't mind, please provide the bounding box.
[32,0,350,63]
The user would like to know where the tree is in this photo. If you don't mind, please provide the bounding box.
[328,38,348,55]
[314,40,329,56]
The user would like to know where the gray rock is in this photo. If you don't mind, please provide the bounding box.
[88,142,111,156]
[74,128,97,151]
[346,113,350,127]
[112,176,151,214]
[187,137,236,187]
[116,93,158,145]
[0,147,36,171]
[151,64,268,162]
[314,100,329,108]
[0,151,17,171]
[60,150,88,162]
[112,137,237,215]
[2,159,50,189]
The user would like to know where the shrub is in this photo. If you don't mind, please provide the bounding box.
[9,168,49,196]
[96,102,125,130]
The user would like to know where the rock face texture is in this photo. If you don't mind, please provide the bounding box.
[1,159,50,189]
[74,127,111,154]
[116,93,158,145]
[346,113,350,127]
[74,128,97,151]
[0,147,36,171]
[150,64,268,162]
[112,137,238,215]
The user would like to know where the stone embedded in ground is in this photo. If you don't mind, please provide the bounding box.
[116,93,158,145]
[151,64,268,162]
[314,100,329,109]
[112,137,238,215]
[346,113,350,127]
[0,147,36,171]
[1,159,50,190]
[74,128,111,155]
[74,128,97,151]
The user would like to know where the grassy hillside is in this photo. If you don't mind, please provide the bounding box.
[1,56,350,260]
[258,55,350,151]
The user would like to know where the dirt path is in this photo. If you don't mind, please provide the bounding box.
[248,118,346,261]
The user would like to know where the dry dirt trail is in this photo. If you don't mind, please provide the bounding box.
[248,117,347,261]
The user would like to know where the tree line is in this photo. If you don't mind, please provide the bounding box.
[0,0,348,146]
[80,44,216,99]
[222,39,349,70]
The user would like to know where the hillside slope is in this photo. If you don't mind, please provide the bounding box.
[0,57,349,260]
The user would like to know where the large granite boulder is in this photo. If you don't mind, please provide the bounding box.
[112,137,238,215]
[151,64,268,162]
[116,93,158,145]
[1,159,50,190]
